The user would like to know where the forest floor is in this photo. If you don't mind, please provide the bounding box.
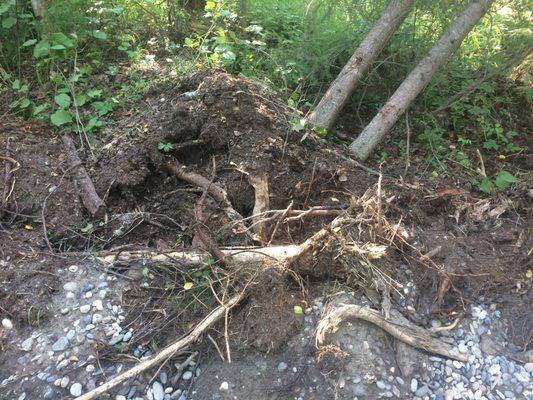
[0,70,532,400]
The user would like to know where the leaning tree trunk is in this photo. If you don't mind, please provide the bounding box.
[308,0,415,130]
[349,0,495,160]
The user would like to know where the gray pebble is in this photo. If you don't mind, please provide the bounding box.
[182,371,193,380]
[52,336,69,352]
[277,362,288,372]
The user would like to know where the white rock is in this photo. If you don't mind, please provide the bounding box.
[92,300,104,311]
[525,363,533,373]
[2,318,13,330]
[182,371,193,380]
[79,305,91,313]
[152,382,164,400]
[21,338,33,352]
[63,282,78,292]
[92,314,103,324]
[86,364,95,373]
[68,265,79,273]
[219,381,229,391]
[70,382,82,397]
[60,376,69,388]
[410,378,418,392]
[115,396,126,400]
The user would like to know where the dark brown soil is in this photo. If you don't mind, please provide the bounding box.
[1,70,531,353]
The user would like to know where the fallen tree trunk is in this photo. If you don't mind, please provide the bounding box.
[349,0,495,160]
[308,0,415,130]
[62,135,106,219]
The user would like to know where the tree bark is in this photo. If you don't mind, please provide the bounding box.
[349,0,495,161]
[62,136,106,219]
[308,0,415,130]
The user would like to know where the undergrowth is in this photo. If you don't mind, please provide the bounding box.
[0,0,531,192]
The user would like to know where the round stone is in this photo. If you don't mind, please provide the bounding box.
[410,378,418,392]
[52,336,69,352]
[60,376,69,388]
[182,371,193,380]
[277,362,288,372]
[2,318,13,330]
[70,382,82,397]
[152,382,164,400]
[80,305,91,313]
[219,381,229,391]
[68,265,79,273]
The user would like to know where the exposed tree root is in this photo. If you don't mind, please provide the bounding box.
[164,160,253,241]
[316,304,468,362]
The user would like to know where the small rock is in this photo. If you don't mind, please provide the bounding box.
[85,324,95,331]
[116,396,126,400]
[52,336,69,352]
[80,305,91,314]
[219,381,229,391]
[352,385,366,396]
[60,376,70,388]
[70,382,83,397]
[415,385,429,397]
[68,265,79,273]
[2,318,13,330]
[458,343,468,353]
[489,364,501,375]
[86,364,95,373]
[17,356,27,365]
[524,363,533,373]
[277,362,288,372]
[410,378,418,392]
[21,337,33,352]
[83,283,95,292]
[160,372,168,385]
[63,282,78,292]
[376,381,387,390]
[60,308,70,315]
[123,331,132,342]
[182,371,193,380]
[92,300,104,311]
[92,314,103,324]
[109,334,124,345]
[152,382,164,400]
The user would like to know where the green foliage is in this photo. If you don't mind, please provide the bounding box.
[0,0,529,191]
[157,142,175,153]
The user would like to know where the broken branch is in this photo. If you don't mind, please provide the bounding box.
[62,135,106,219]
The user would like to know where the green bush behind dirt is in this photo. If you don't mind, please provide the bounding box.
[0,0,531,191]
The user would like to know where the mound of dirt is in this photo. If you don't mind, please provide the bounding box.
[1,70,531,352]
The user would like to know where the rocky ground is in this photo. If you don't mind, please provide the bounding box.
[1,257,532,400]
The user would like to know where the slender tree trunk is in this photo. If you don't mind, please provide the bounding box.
[240,0,248,15]
[349,0,495,161]
[308,0,415,130]
[31,0,47,19]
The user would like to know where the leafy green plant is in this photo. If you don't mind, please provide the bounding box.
[158,142,175,152]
